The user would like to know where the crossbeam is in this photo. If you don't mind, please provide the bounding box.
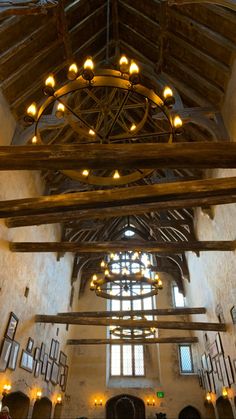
[2,176,236,219]
[58,307,206,317]
[10,240,236,253]
[67,337,199,345]
[0,143,235,169]
[168,0,236,12]
[35,315,226,331]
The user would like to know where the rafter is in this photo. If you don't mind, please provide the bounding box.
[67,337,199,345]
[168,0,236,12]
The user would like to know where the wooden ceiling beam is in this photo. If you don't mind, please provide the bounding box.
[35,314,226,331]
[67,337,199,345]
[0,0,58,17]
[2,176,236,219]
[6,193,236,228]
[10,240,236,253]
[58,307,207,317]
[0,143,236,170]
[168,0,236,12]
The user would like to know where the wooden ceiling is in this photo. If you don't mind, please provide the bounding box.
[1,0,236,293]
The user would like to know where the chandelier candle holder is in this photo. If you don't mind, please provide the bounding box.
[109,316,157,340]
[90,251,163,300]
[24,55,183,186]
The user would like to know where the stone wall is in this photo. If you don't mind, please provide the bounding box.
[0,92,73,411]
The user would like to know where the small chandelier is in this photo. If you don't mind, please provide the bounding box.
[24,55,183,186]
[90,252,163,300]
[110,319,157,340]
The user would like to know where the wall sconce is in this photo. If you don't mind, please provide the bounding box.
[36,390,42,400]
[222,387,229,399]
[56,395,62,404]
[94,398,103,406]
[147,397,155,406]
[2,384,11,397]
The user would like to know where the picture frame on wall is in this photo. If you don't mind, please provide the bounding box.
[201,353,207,371]
[34,347,40,361]
[212,357,217,373]
[34,361,41,378]
[216,357,223,381]
[5,312,18,340]
[62,365,68,392]
[51,362,59,385]
[0,338,12,372]
[219,354,230,387]
[41,353,48,375]
[206,355,213,372]
[59,351,67,366]
[26,338,34,353]
[216,333,223,355]
[8,340,20,371]
[20,350,34,373]
[208,372,216,393]
[209,340,218,358]
[233,359,236,374]
[49,339,56,360]
[197,369,203,387]
[54,341,59,360]
[45,361,52,382]
[39,343,46,362]
[225,356,234,385]
[204,371,211,392]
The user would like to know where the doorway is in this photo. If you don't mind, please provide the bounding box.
[179,405,201,419]
[216,396,234,419]
[2,391,30,419]
[106,394,145,419]
[32,397,52,419]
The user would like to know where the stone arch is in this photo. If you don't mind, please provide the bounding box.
[216,396,234,419]
[106,394,145,419]
[53,402,63,419]
[179,405,201,419]
[204,401,216,419]
[2,391,30,419]
[32,397,52,419]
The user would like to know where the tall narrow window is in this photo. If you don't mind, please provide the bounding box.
[173,285,185,307]
[179,344,194,374]
[109,252,155,377]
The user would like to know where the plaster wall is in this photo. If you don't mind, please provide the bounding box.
[0,92,73,406]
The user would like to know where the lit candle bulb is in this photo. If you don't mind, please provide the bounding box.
[31,135,38,144]
[100,260,106,268]
[82,57,94,81]
[173,115,183,134]
[113,170,120,179]
[24,102,37,124]
[68,63,78,80]
[82,169,90,176]
[56,103,65,119]
[130,123,137,132]
[89,128,95,136]
[163,86,175,107]
[104,269,110,276]
[119,55,129,73]
[129,61,140,84]
[44,75,55,96]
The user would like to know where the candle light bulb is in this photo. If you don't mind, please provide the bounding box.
[68,63,78,80]
[113,170,120,179]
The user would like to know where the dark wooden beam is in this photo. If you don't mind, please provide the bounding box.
[0,0,58,17]
[10,240,236,254]
[67,337,199,345]
[58,307,207,317]
[0,143,236,170]
[6,193,236,228]
[35,314,226,331]
[2,176,236,219]
[168,0,236,11]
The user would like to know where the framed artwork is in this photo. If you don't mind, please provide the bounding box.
[60,374,65,388]
[50,339,56,360]
[209,341,218,358]
[204,371,211,392]
[41,353,48,374]
[206,355,213,372]
[62,365,68,392]
[216,357,223,381]
[45,361,52,382]
[5,312,18,340]
[51,361,59,385]
[233,359,236,374]
[200,369,205,389]
[225,356,234,385]
[0,338,12,372]
[230,306,236,324]
[197,369,203,387]
[20,350,34,372]
[209,372,216,393]
[54,341,59,360]
[216,333,223,355]
[26,338,34,353]
[8,340,20,371]
[34,361,41,378]
[40,343,46,362]
[34,347,40,361]
[59,351,67,366]
[219,354,229,387]
[212,357,217,373]
[201,353,207,371]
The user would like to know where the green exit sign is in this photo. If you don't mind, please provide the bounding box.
[157,391,165,398]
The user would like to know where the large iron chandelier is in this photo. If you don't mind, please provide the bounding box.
[25,56,183,186]
[89,251,163,300]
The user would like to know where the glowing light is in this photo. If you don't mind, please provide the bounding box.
[206,392,212,402]
[100,260,106,268]
[119,55,128,66]
[104,269,110,276]
[89,129,95,136]
[222,387,228,398]
[129,61,139,75]
[173,115,183,129]
[82,169,90,176]
[68,63,78,79]
[84,57,94,70]
[57,103,65,112]
[27,103,37,117]
[110,253,115,259]
[31,136,38,144]
[36,390,42,399]
[163,86,173,99]
[45,75,55,88]
[92,274,97,282]
[57,395,62,404]
[130,123,137,131]
[113,170,120,179]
